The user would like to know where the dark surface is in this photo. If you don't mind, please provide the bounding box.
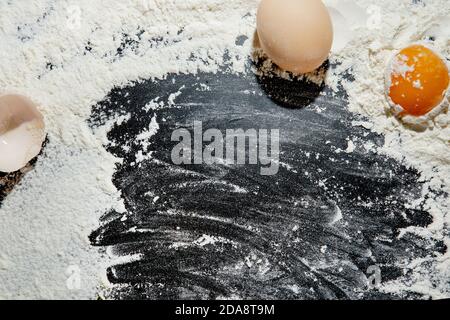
[0,139,47,203]
[87,59,444,300]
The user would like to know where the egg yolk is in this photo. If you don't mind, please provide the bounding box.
[388,45,449,116]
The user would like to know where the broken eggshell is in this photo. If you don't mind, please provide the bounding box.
[324,0,369,53]
[0,94,46,173]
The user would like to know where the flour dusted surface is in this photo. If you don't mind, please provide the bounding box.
[0,0,449,299]
[326,0,450,298]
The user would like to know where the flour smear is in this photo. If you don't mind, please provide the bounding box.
[0,0,449,299]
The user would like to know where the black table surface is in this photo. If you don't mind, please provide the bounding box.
[1,58,444,300]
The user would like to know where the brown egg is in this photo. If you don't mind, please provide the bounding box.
[257,0,334,74]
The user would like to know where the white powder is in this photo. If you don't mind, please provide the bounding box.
[0,0,449,299]
[344,140,355,153]
[391,54,416,78]
[0,0,259,299]
[134,115,159,164]
[412,80,422,89]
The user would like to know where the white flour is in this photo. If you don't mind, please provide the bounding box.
[330,0,450,298]
[0,0,448,299]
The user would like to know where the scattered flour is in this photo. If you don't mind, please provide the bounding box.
[0,0,260,299]
[0,0,449,299]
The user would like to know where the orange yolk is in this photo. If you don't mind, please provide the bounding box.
[388,45,449,116]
